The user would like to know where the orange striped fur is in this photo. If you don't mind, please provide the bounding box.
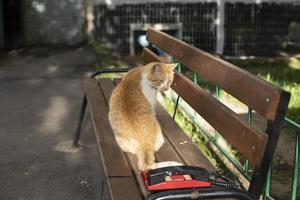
[109,62,177,170]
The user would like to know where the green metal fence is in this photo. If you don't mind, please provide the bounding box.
[173,63,299,199]
[282,118,299,200]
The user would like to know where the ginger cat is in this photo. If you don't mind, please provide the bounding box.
[109,62,178,170]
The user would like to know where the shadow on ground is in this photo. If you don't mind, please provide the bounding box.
[0,47,109,200]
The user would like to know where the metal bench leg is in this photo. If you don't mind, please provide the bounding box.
[73,94,87,147]
[72,68,128,147]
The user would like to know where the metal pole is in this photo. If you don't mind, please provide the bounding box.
[264,165,272,200]
[216,0,225,55]
[72,68,129,147]
[84,0,94,42]
[172,96,180,119]
[244,108,253,175]
[173,63,183,119]
[216,86,220,100]
[73,94,87,147]
[192,72,197,84]
[291,131,299,200]
[215,86,220,143]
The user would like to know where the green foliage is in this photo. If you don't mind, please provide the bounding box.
[177,66,216,93]
[167,57,300,179]
[162,96,227,171]
[229,57,300,123]
[91,42,116,69]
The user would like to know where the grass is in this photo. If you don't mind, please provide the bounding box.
[180,57,300,123]
[162,57,300,189]
[182,57,300,124]
[91,42,299,192]
[162,96,219,167]
[229,57,300,123]
[91,39,300,123]
[91,42,124,69]
[161,95,235,176]
[162,94,252,185]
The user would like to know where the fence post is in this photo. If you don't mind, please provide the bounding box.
[291,131,299,200]
[263,165,272,200]
[84,0,94,42]
[216,0,225,55]
[0,0,3,49]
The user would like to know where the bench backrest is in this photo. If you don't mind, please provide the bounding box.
[143,28,290,199]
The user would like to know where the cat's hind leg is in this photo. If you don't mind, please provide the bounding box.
[115,135,138,154]
[154,131,164,152]
[137,146,155,170]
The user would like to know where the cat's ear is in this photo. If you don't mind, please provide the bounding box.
[169,63,179,70]
[151,63,162,76]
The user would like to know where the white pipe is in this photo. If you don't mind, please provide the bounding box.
[216,0,225,55]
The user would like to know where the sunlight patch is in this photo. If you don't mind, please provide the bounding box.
[32,1,45,13]
[47,64,59,73]
[53,140,81,153]
[289,57,300,69]
[39,96,69,135]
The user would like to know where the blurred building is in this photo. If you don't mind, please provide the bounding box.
[0,0,84,49]
[0,0,299,57]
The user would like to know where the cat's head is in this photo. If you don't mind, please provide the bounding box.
[146,62,178,92]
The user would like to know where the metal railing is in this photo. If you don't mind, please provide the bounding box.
[172,63,299,200]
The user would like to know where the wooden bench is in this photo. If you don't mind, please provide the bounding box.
[73,28,290,200]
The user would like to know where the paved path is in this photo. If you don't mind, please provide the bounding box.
[0,47,107,200]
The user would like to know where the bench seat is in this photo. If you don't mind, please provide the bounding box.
[74,28,290,200]
[84,77,217,199]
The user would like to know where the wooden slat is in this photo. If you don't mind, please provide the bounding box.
[147,27,282,120]
[172,72,268,166]
[154,134,183,163]
[142,47,267,166]
[156,105,216,172]
[96,79,143,175]
[112,77,215,171]
[84,78,131,176]
[108,178,142,200]
[108,78,149,198]
[126,154,149,198]
[100,78,184,198]
[142,48,163,64]
[142,48,217,170]
[83,78,142,200]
